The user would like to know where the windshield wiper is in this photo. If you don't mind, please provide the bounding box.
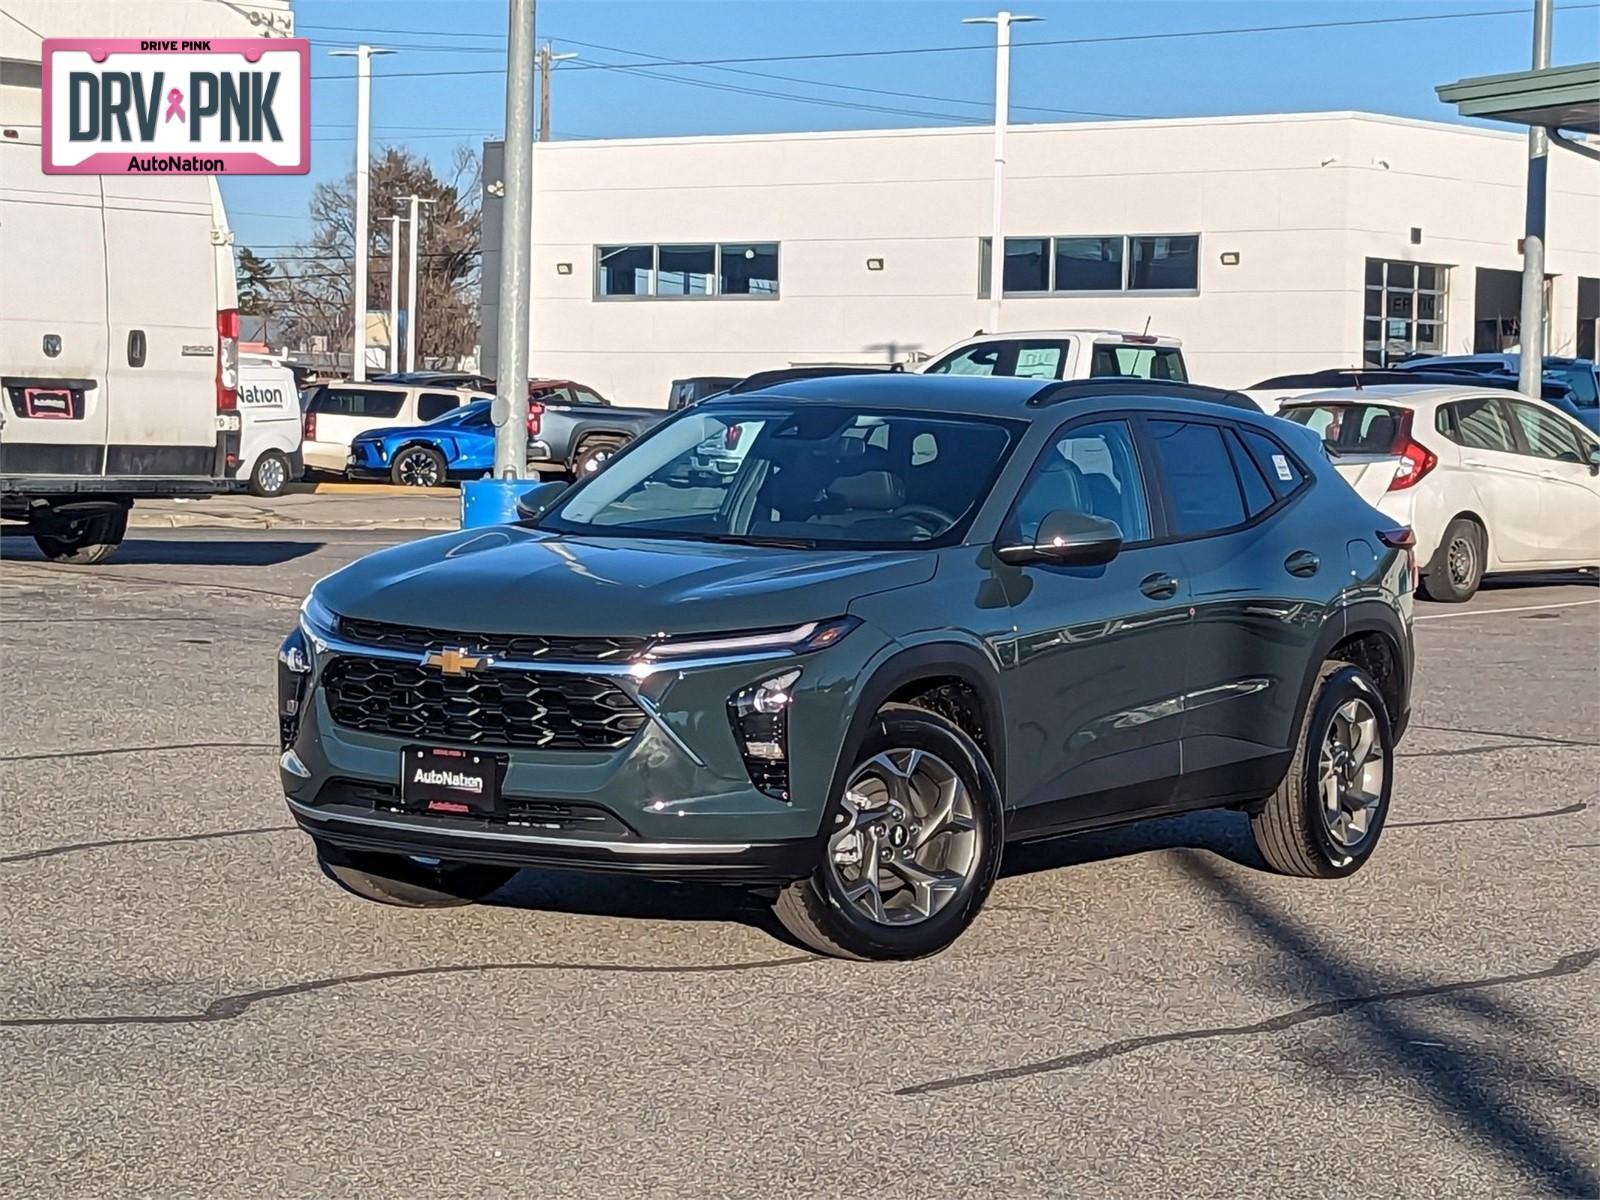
[693,533,820,549]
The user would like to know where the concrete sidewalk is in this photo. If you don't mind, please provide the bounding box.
[129,488,460,530]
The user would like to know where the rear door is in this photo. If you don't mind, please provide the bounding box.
[101,175,219,476]
[308,386,408,449]
[1435,395,1544,565]
[1504,398,1600,565]
[0,139,110,476]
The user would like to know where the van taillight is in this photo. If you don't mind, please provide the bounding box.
[304,411,317,441]
[527,402,543,438]
[216,308,239,412]
[1385,409,1436,491]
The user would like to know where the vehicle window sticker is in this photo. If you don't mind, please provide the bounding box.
[1271,453,1294,482]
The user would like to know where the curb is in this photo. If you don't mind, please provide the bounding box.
[284,482,455,496]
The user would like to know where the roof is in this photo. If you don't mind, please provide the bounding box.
[1282,383,1508,407]
[943,328,1182,342]
[1437,61,1600,135]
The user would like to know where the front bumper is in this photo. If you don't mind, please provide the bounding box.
[278,615,880,883]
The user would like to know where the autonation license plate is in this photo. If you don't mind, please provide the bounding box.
[401,746,502,816]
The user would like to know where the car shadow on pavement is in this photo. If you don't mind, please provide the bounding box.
[0,535,324,567]
[487,869,777,928]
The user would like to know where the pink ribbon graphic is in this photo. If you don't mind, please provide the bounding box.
[164,88,185,123]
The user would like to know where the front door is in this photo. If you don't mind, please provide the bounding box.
[996,417,1192,836]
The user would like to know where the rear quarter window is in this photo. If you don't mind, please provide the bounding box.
[1239,428,1308,499]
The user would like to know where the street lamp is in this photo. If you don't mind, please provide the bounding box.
[396,194,438,373]
[963,11,1040,334]
[329,44,396,381]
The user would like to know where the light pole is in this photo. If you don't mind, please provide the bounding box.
[1518,0,1553,395]
[493,0,536,480]
[387,213,403,372]
[964,11,1040,334]
[397,193,437,373]
[330,44,395,381]
[538,41,578,142]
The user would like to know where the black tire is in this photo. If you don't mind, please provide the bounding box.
[390,445,447,488]
[573,437,625,478]
[248,449,291,498]
[315,839,516,908]
[32,506,129,565]
[773,703,1004,961]
[1250,662,1394,879]
[1418,517,1484,602]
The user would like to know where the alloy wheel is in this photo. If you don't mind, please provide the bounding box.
[582,448,613,474]
[826,748,979,926]
[257,456,286,494]
[397,450,440,487]
[1318,697,1384,849]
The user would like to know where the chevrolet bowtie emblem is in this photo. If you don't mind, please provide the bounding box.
[423,648,483,675]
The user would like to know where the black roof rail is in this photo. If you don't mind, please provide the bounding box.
[1027,377,1260,411]
[725,363,903,394]
[1256,367,1575,401]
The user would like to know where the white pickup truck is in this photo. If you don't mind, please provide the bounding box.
[0,129,242,562]
[919,329,1188,383]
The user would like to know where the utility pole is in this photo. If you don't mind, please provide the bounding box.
[397,193,437,373]
[1518,0,1553,396]
[329,44,395,381]
[964,12,1040,335]
[493,0,536,480]
[537,41,577,142]
[387,214,402,372]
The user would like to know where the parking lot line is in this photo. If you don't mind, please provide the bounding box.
[1416,598,1600,622]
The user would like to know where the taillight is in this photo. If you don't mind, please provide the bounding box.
[1378,526,1420,591]
[1385,409,1436,491]
[526,401,543,438]
[304,411,317,442]
[216,308,239,412]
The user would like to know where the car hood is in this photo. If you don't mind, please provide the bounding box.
[315,527,936,637]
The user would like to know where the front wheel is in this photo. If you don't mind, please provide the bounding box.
[573,437,625,478]
[391,445,446,488]
[773,704,1003,961]
[1250,662,1393,878]
[316,839,516,908]
[32,505,129,564]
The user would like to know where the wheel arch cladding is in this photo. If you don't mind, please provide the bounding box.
[828,644,1007,808]
[1291,601,1410,750]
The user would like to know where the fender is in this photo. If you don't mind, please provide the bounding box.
[824,641,1009,814]
[1290,599,1413,750]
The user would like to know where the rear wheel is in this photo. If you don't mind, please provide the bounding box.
[391,445,446,488]
[1419,517,1483,602]
[248,449,290,498]
[1250,662,1393,878]
[315,838,516,908]
[773,704,1003,961]
[32,505,129,565]
[573,437,625,478]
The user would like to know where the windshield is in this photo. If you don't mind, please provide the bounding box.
[541,403,1019,548]
[1283,403,1405,455]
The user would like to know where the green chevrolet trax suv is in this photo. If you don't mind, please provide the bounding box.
[279,374,1414,960]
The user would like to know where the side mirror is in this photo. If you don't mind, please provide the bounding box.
[996,511,1124,567]
[514,480,569,524]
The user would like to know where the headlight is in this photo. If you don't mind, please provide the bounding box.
[299,590,338,640]
[639,616,858,661]
[728,669,800,801]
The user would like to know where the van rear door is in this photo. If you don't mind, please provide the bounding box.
[100,175,221,476]
[0,138,110,475]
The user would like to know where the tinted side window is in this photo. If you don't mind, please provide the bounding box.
[1148,420,1247,535]
[1004,420,1151,545]
[1240,428,1307,499]
[1225,430,1275,516]
[417,392,461,422]
[572,387,608,406]
[309,387,405,418]
[1508,400,1586,463]
[1440,397,1514,452]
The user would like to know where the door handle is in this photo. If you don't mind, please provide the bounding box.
[127,329,146,368]
[1284,549,1320,577]
[1139,571,1180,600]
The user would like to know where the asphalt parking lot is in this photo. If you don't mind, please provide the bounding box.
[1,529,1596,1197]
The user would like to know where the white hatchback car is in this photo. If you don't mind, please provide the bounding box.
[1280,384,1600,601]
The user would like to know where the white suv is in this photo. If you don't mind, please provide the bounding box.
[300,382,485,475]
[1280,384,1600,601]
[919,329,1186,383]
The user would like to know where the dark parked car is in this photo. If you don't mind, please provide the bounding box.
[279,374,1414,960]
[506,379,669,477]
[1393,354,1599,432]
[668,376,741,410]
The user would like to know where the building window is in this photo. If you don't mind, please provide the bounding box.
[596,245,654,296]
[594,242,779,299]
[1364,258,1449,366]
[980,234,1200,297]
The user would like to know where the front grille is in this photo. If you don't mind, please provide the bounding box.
[315,779,635,836]
[322,656,647,749]
[337,616,645,663]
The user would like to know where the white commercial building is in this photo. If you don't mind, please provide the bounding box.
[481,111,1600,406]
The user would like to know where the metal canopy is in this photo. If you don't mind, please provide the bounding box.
[1437,61,1600,133]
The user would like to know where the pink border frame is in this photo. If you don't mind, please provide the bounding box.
[22,387,77,419]
[41,37,310,175]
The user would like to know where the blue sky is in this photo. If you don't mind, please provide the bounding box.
[223,0,1600,253]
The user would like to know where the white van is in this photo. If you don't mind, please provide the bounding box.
[0,129,241,562]
[238,355,303,497]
